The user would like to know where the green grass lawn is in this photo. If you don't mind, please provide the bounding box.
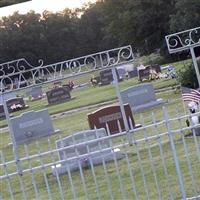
[1,59,199,199]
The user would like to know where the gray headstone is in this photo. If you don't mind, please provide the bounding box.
[0,92,16,104]
[117,67,126,80]
[57,128,109,161]
[121,83,164,112]
[52,128,124,174]
[10,109,59,145]
[26,86,43,100]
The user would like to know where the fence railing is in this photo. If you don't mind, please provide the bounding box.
[0,45,134,93]
[1,106,200,200]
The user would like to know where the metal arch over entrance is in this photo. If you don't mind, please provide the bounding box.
[165,26,200,87]
[0,45,133,93]
[0,45,134,176]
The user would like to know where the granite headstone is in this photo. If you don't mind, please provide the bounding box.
[10,109,59,145]
[26,86,43,100]
[117,67,126,80]
[88,103,141,135]
[46,87,71,105]
[120,83,164,112]
[6,97,28,112]
[0,105,5,118]
[0,92,17,104]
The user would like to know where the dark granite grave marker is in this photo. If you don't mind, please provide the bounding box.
[46,87,71,105]
[128,68,138,78]
[99,69,120,85]
[6,97,28,112]
[88,104,140,135]
[117,67,126,80]
[151,64,161,73]
[138,66,151,81]
[0,105,5,119]
[100,69,113,85]
[138,65,161,82]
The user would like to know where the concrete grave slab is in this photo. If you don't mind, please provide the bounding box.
[52,128,124,175]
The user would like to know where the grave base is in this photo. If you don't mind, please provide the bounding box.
[193,127,200,136]
[52,148,124,175]
[132,98,164,112]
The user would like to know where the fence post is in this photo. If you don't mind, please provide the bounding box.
[190,47,200,87]
[112,67,133,145]
[163,106,187,199]
[0,93,22,175]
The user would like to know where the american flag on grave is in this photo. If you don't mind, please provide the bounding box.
[181,87,200,103]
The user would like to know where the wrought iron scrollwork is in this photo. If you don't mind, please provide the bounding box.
[165,27,200,53]
[0,45,134,93]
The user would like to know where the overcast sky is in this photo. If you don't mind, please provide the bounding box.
[0,0,96,17]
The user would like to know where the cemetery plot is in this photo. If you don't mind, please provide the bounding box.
[138,64,161,81]
[116,67,126,80]
[46,87,72,105]
[87,103,141,135]
[26,86,43,100]
[90,76,101,86]
[0,92,18,117]
[10,109,59,145]
[99,69,114,85]
[52,128,124,175]
[128,68,138,78]
[120,83,164,112]
[6,97,28,112]
[99,69,122,85]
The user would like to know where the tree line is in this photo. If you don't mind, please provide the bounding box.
[0,0,199,65]
[0,0,30,8]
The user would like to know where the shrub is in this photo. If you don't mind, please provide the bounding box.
[177,61,199,89]
[135,53,166,66]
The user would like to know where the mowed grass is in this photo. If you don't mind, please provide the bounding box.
[0,75,178,128]
[1,92,200,199]
[1,59,199,199]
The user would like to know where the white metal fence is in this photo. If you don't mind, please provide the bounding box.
[1,105,200,200]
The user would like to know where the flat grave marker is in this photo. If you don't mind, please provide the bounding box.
[52,128,124,175]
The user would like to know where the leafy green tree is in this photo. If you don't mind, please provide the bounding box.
[170,0,200,32]
[178,61,200,89]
